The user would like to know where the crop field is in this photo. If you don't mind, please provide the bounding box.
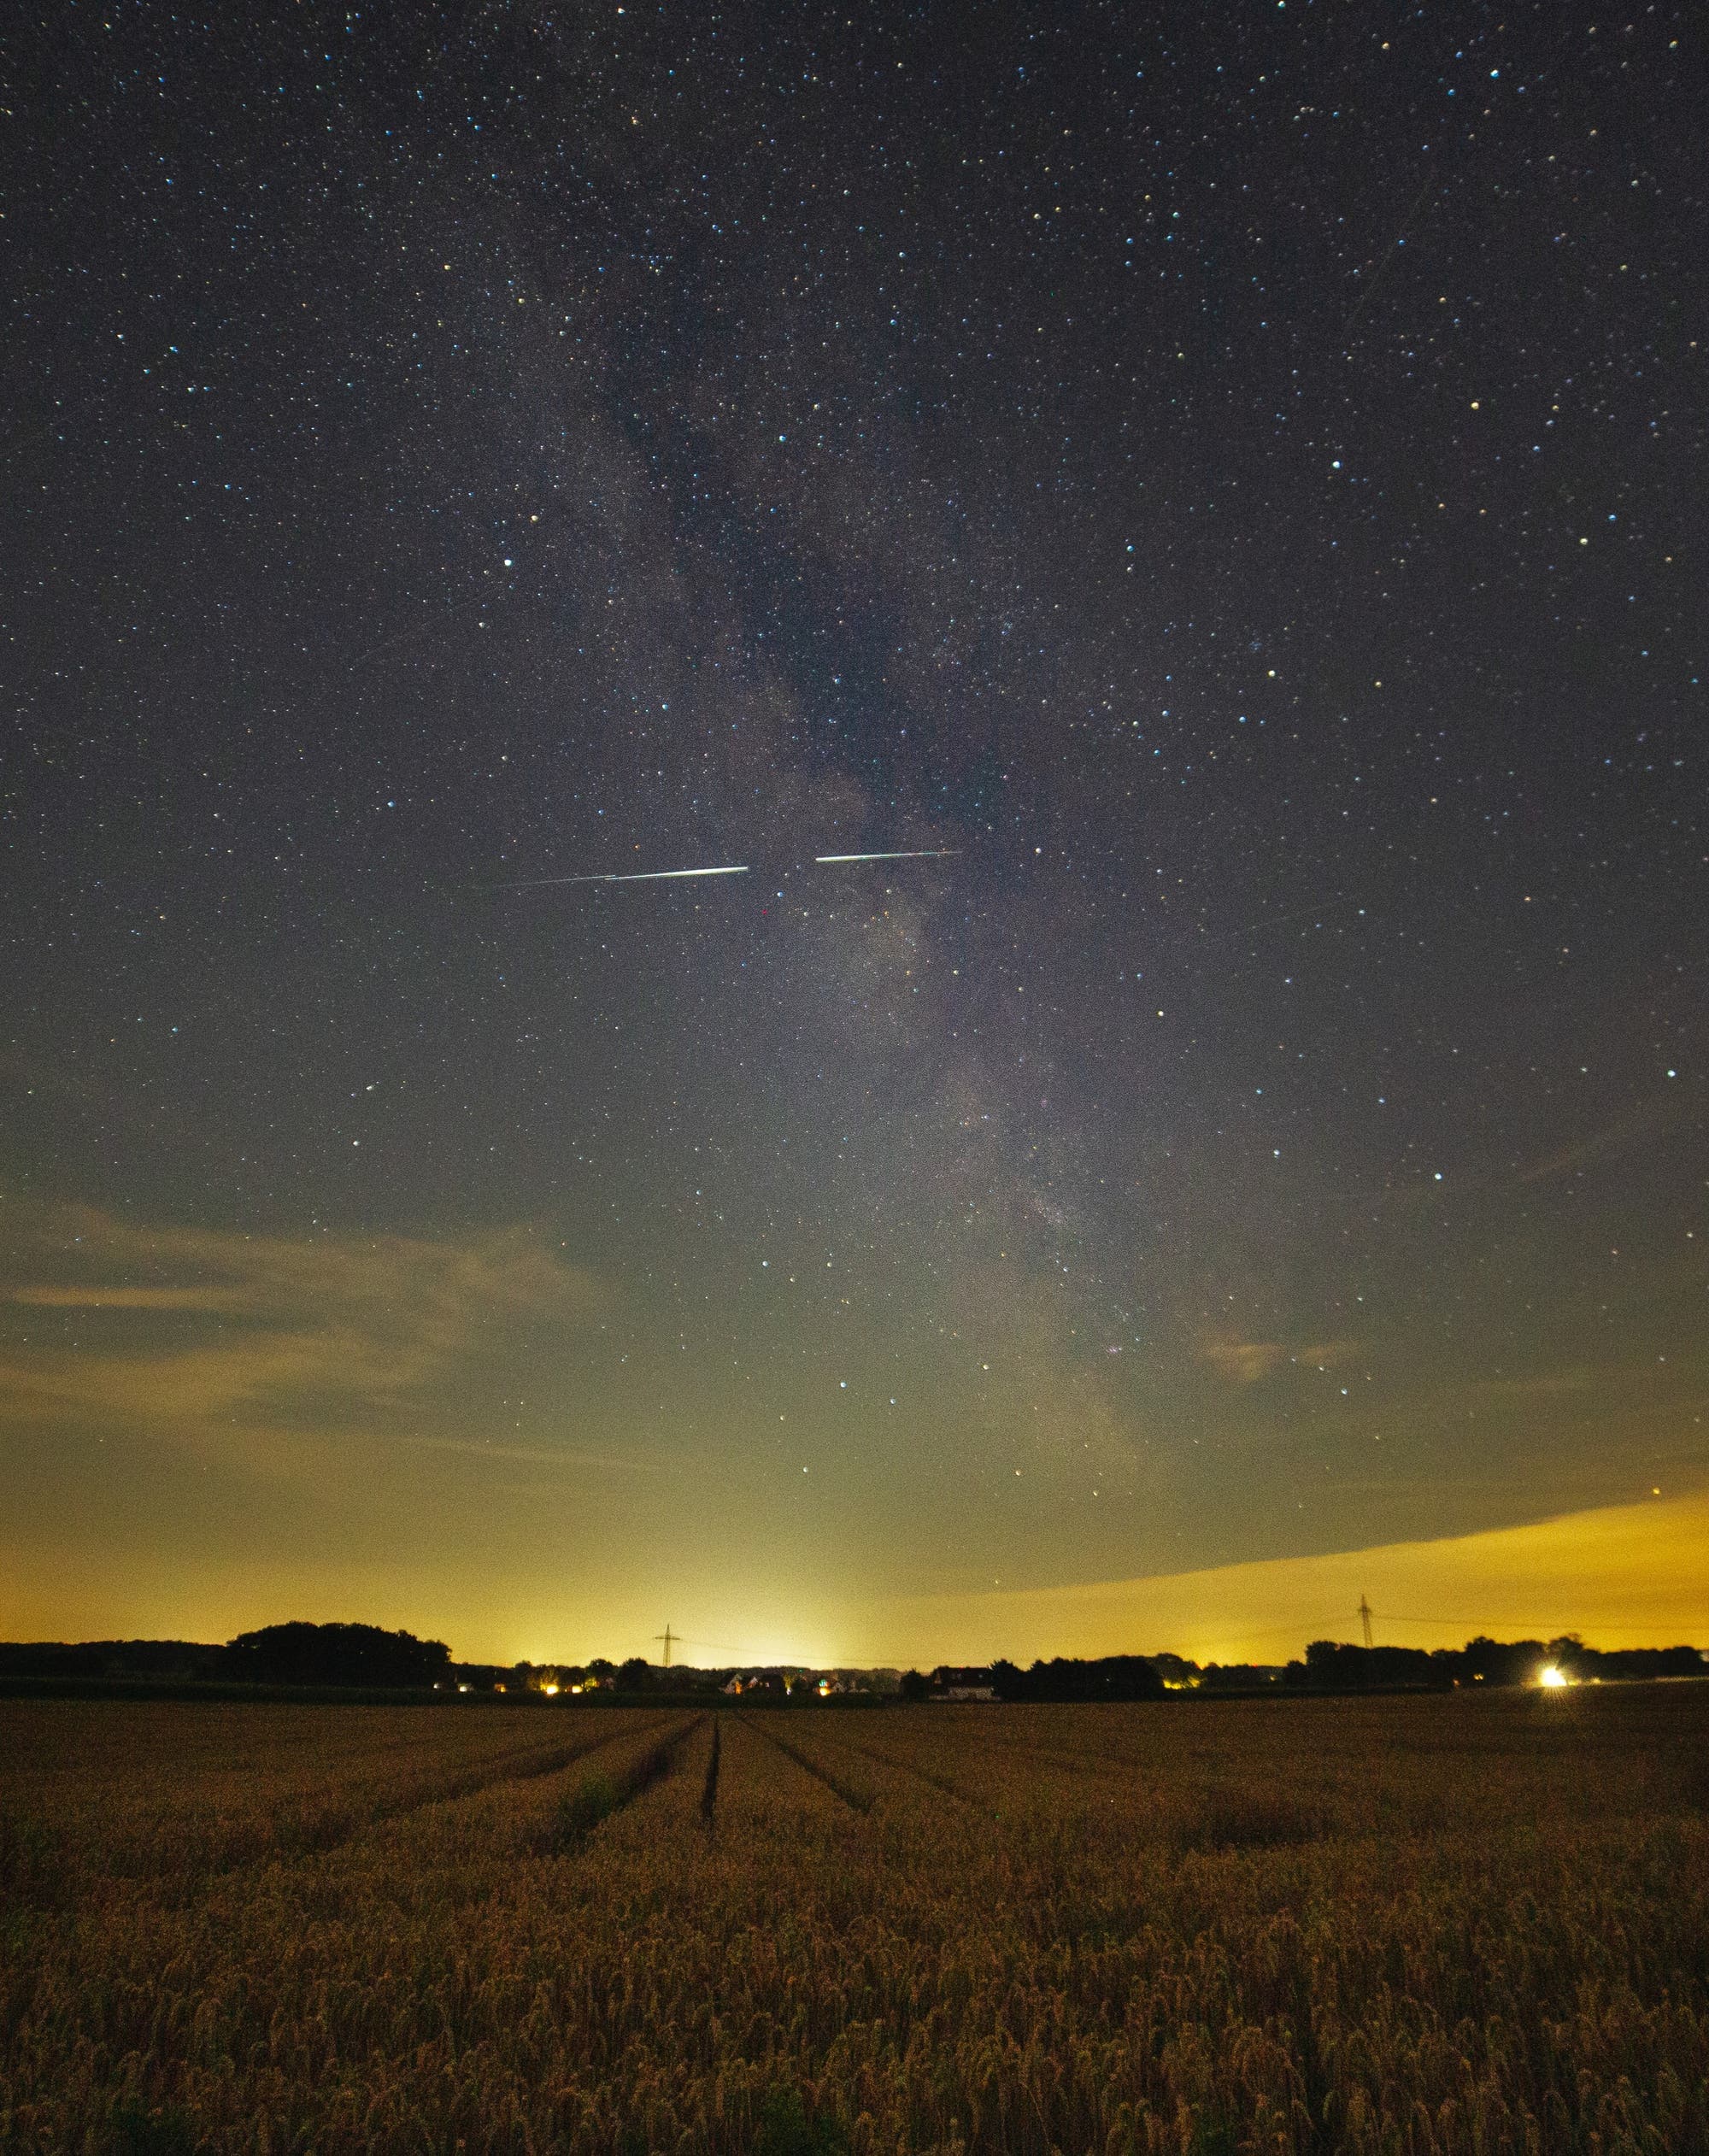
[3,1689,1707,2155]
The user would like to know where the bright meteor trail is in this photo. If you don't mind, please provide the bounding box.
[487,852,956,893]
[490,865,751,890]
[813,850,959,864]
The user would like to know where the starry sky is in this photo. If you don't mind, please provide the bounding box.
[3,0,1705,1665]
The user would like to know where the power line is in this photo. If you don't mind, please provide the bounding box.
[1375,1613,1638,1633]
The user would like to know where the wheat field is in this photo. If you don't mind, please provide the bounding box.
[3,1688,1706,2154]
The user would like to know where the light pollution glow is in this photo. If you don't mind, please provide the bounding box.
[4,1205,1703,1671]
[3,1486,1705,1672]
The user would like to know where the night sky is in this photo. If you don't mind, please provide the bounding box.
[3,1,1704,1665]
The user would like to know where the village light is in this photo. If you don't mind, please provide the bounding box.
[1538,1665,1569,1689]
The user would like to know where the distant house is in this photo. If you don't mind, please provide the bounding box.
[725,1671,787,1697]
[931,1665,998,1702]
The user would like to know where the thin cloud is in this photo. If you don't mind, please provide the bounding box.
[875,1485,1709,1666]
[1199,1333,1362,1385]
[1296,1338,1360,1370]
[408,1436,667,1474]
[10,1284,255,1312]
[1200,1336,1287,1384]
[1516,1096,1690,1185]
[1472,1372,1594,1400]
[0,1203,608,1466]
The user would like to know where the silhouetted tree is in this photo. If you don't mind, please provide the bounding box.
[990,1655,1165,1702]
[224,1622,449,1689]
[1302,1640,1443,1689]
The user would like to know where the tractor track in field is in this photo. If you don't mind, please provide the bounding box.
[813,1725,994,1812]
[528,1715,705,1853]
[262,1713,685,1864]
[699,1718,721,1828]
[946,1730,1163,1789]
[43,1716,684,1907]
[744,1714,875,1814]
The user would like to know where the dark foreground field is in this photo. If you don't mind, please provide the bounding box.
[3,1690,1706,2154]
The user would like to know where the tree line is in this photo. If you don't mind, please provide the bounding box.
[2,1625,1702,1696]
[0,1622,450,1689]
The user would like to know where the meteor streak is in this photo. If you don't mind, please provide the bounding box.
[489,865,749,890]
[813,850,958,865]
[486,851,956,893]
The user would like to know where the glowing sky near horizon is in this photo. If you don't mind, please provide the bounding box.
[1,1,1703,1665]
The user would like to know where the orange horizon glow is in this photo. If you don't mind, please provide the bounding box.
[4,1483,1706,1671]
[867,1484,1709,1668]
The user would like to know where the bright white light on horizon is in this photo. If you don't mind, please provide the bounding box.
[1538,1665,1569,1689]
